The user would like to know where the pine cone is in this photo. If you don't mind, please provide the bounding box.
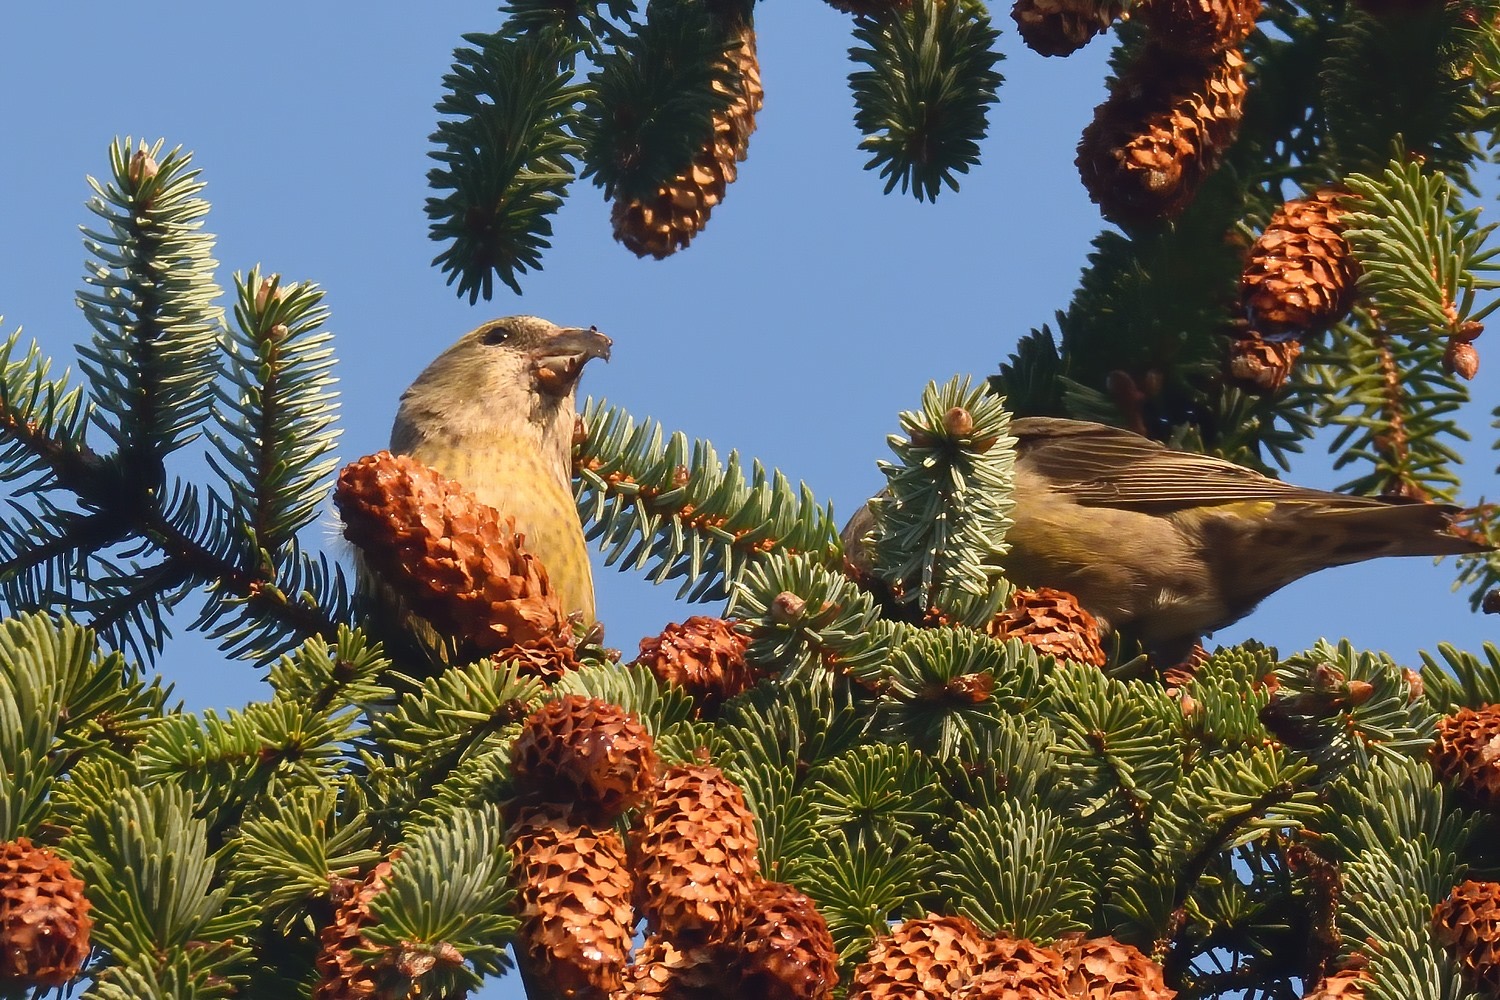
[1227,331,1304,392]
[1241,189,1359,339]
[636,617,757,714]
[1302,968,1371,1000]
[1142,0,1260,58]
[1077,45,1246,226]
[613,25,763,259]
[1011,0,1124,57]
[1055,932,1176,999]
[634,764,761,945]
[849,914,988,1000]
[615,934,724,998]
[0,839,91,989]
[955,934,1072,1000]
[510,805,636,998]
[1434,880,1500,997]
[734,880,838,1000]
[315,856,448,1000]
[336,452,573,668]
[1431,704,1500,809]
[512,695,659,823]
[988,587,1107,668]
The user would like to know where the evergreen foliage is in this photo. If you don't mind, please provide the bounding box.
[5,0,1500,992]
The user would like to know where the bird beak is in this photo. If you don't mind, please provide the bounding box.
[532,326,612,396]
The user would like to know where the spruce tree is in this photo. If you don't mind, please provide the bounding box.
[3,1,1500,998]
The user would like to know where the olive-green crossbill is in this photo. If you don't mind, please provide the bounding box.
[390,316,611,627]
[844,416,1490,659]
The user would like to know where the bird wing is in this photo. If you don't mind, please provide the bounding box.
[1010,417,1381,511]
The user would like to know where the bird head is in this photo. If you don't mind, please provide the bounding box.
[392,316,612,461]
[464,315,613,399]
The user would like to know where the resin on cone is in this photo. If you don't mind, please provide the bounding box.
[511,695,659,823]
[636,617,758,714]
[633,763,761,945]
[733,880,838,1000]
[0,839,92,990]
[509,805,636,997]
[848,914,988,1000]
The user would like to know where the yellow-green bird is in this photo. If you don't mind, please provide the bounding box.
[391,316,611,627]
[844,416,1490,660]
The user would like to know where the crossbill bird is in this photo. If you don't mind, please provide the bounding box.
[843,416,1490,660]
[390,316,611,627]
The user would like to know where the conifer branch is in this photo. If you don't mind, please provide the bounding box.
[574,398,843,603]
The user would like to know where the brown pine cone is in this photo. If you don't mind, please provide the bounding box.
[848,914,988,1000]
[988,587,1107,668]
[634,764,761,945]
[1077,45,1247,226]
[613,25,763,259]
[615,934,725,998]
[1241,188,1359,339]
[1143,0,1260,58]
[0,838,92,989]
[1011,0,1124,57]
[509,805,636,997]
[955,934,1072,1000]
[314,856,459,1000]
[511,695,659,823]
[1302,968,1371,1000]
[1431,704,1500,809]
[1055,932,1176,999]
[335,451,573,667]
[733,880,838,1000]
[1434,880,1500,997]
[636,617,757,714]
[1227,332,1304,392]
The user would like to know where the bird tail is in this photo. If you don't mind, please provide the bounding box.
[1301,500,1491,564]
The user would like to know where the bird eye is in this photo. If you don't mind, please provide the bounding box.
[480,323,512,345]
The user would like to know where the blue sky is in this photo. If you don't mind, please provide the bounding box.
[2,3,1498,996]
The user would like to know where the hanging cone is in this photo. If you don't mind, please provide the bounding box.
[1227,331,1304,392]
[733,880,838,1000]
[616,933,724,998]
[613,24,764,259]
[848,914,988,1000]
[1434,880,1500,997]
[313,856,461,1000]
[335,451,575,676]
[511,695,659,823]
[636,617,758,715]
[1241,188,1359,340]
[1055,932,1176,999]
[509,805,636,997]
[1011,0,1124,57]
[0,838,92,989]
[633,764,761,945]
[988,587,1107,667]
[955,934,1072,1000]
[1430,704,1500,809]
[1142,0,1260,59]
[1077,45,1247,226]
